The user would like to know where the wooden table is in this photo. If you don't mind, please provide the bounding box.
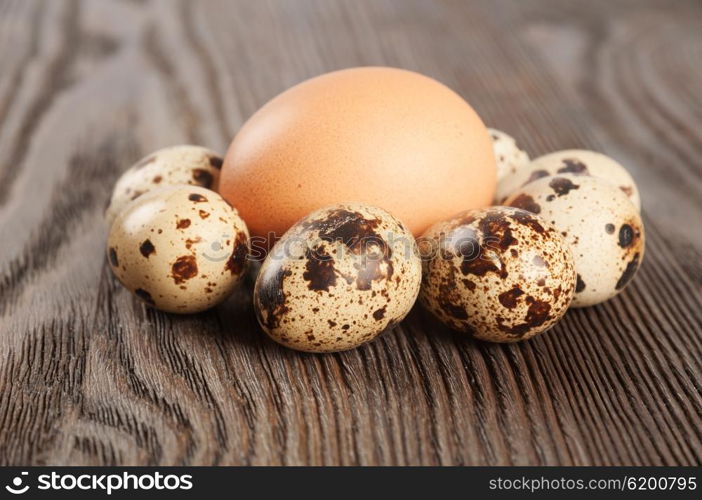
[1,0,701,466]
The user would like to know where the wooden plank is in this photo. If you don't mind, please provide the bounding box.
[0,0,700,465]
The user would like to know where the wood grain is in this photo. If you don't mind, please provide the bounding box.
[0,0,700,466]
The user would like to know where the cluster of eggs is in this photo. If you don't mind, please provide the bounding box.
[104,67,645,352]
[419,131,645,343]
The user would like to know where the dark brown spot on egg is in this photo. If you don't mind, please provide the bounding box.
[153,175,162,184]
[198,209,210,219]
[108,247,119,267]
[192,169,214,188]
[557,159,588,174]
[549,177,579,197]
[459,244,499,276]
[303,245,337,292]
[499,286,524,309]
[618,224,634,248]
[225,231,248,276]
[176,218,191,229]
[605,223,615,234]
[328,320,337,327]
[439,296,468,320]
[209,156,223,169]
[139,239,155,258]
[303,210,391,290]
[256,266,292,330]
[130,190,144,200]
[525,299,551,327]
[460,248,506,279]
[135,288,155,305]
[509,193,541,214]
[620,185,633,197]
[185,237,201,250]
[189,193,207,203]
[171,255,198,284]
[373,306,387,320]
[500,298,552,337]
[615,253,640,290]
[479,212,516,251]
[524,169,550,185]
[510,210,545,234]
[575,274,586,293]
[310,209,388,255]
[462,279,476,290]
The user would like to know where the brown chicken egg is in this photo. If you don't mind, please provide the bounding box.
[219,67,496,248]
[253,203,422,353]
[419,207,575,342]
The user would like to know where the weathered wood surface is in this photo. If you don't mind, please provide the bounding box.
[0,0,700,466]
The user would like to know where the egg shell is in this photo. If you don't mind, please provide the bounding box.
[220,67,497,247]
[505,174,645,307]
[254,203,422,353]
[107,186,249,313]
[419,207,575,342]
[106,145,224,224]
[496,149,641,209]
[488,128,530,184]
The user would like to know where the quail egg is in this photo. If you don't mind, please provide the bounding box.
[496,149,640,209]
[488,128,530,184]
[254,203,422,353]
[418,207,575,342]
[106,145,224,224]
[506,174,644,307]
[107,186,249,313]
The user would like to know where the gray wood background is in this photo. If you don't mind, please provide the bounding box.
[0,0,701,466]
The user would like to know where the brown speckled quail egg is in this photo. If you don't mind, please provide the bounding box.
[105,145,224,224]
[496,149,641,209]
[488,128,530,184]
[505,174,644,307]
[107,186,249,313]
[418,207,575,342]
[253,203,422,353]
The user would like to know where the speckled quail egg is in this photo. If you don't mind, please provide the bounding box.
[496,149,641,209]
[488,128,530,184]
[418,207,575,342]
[254,203,422,353]
[505,174,644,307]
[107,186,249,313]
[105,145,224,224]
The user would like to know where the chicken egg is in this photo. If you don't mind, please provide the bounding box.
[219,67,496,248]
